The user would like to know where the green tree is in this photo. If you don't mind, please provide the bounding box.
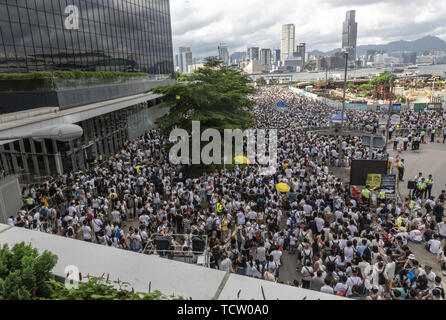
[0,242,58,300]
[152,56,256,136]
[347,83,357,90]
[370,72,397,85]
[304,62,316,71]
[397,96,407,103]
[257,77,267,86]
[359,83,372,90]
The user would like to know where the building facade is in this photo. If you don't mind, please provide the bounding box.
[342,10,358,62]
[218,43,229,66]
[0,0,175,183]
[0,0,174,74]
[176,46,192,74]
[281,24,295,62]
[260,48,272,72]
[273,49,281,63]
[247,47,260,61]
[296,43,306,67]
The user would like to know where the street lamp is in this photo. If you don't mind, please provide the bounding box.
[0,124,83,142]
[385,73,395,154]
[339,46,351,166]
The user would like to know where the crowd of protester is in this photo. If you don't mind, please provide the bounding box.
[11,86,446,300]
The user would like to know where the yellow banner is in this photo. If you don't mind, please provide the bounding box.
[366,174,382,188]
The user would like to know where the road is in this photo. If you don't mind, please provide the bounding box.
[389,137,446,282]
[277,139,446,286]
[389,137,446,199]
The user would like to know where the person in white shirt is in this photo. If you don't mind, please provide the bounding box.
[409,226,423,243]
[343,241,355,263]
[301,261,314,289]
[220,254,232,273]
[271,248,282,267]
[438,219,446,239]
[346,269,363,297]
[7,217,15,227]
[236,211,246,225]
[334,275,348,296]
[427,235,442,254]
[81,220,92,242]
[419,265,436,288]
[320,278,334,295]
[384,256,396,283]
[314,215,325,233]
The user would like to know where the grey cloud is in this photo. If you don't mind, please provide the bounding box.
[170,0,446,57]
[321,0,420,7]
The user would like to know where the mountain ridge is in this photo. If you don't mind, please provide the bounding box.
[309,35,446,57]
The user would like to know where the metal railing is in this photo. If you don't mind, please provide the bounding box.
[142,233,210,267]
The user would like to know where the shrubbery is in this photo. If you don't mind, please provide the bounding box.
[0,70,149,81]
[0,242,182,300]
[0,70,150,92]
[0,242,58,300]
[47,275,183,300]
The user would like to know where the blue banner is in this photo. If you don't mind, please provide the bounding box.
[392,104,401,115]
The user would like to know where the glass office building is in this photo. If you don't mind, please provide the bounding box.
[0,0,174,74]
[0,0,175,183]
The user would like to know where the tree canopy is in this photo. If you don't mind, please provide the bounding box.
[370,72,397,85]
[0,242,58,300]
[152,57,256,136]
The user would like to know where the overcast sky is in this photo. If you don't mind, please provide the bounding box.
[170,0,446,58]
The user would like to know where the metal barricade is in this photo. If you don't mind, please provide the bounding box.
[143,233,210,267]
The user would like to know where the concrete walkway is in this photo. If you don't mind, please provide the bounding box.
[389,137,446,199]
[389,137,446,282]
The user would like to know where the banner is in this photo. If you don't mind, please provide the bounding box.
[427,103,442,111]
[345,103,368,111]
[391,104,401,115]
[366,174,382,188]
[380,174,396,194]
[379,112,388,125]
[390,114,401,125]
[414,103,427,112]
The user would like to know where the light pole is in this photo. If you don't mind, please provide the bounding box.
[339,47,350,166]
[385,74,395,154]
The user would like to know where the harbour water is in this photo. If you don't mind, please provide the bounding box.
[252,64,446,82]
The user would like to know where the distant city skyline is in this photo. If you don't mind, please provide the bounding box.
[170,0,446,58]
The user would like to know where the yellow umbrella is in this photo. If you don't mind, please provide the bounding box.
[234,155,250,164]
[276,183,290,193]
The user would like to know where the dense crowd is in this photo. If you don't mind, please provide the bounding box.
[12,86,446,300]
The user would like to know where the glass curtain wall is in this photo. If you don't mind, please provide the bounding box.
[0,0,174,75]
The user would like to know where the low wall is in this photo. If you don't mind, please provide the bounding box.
[0,225,348,300]
[0,175,22,224]
[0,79,174,114]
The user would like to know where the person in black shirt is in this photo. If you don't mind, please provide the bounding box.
[433,201,444,224]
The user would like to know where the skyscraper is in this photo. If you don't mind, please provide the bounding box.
[260,48,272,71]
[178,47,193,73]
[296,43,306,66]
[0,0,174,74]
[273,49,281,63]
[281,24,295,62]
[218,43,230,66]
[247,47,260,61]
[342,10,358,61]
